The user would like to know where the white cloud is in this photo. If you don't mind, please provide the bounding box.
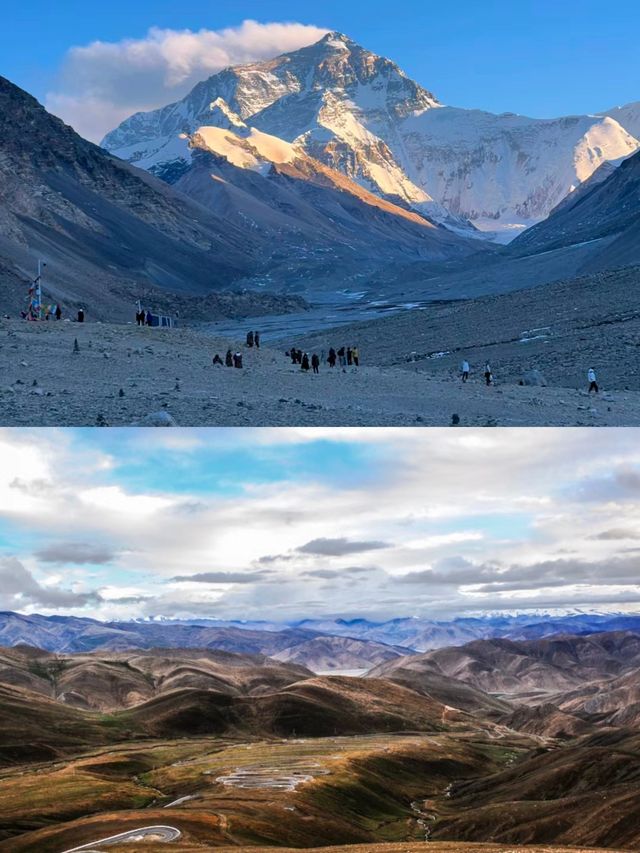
[1,427,640,621]
[45,20,329,142]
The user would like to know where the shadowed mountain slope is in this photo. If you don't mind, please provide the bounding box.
[431,729,640,848]
[0,77,262,317]
[369,632,640,695]
[511,148,640,271]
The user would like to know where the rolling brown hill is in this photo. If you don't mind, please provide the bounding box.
[121,675,452,740]
[369,632,640,696]
[363,663,512,717]
[272,635,409,671]
[430,729,640,849]
[497,702,593,739]
[0,653,462,765]
[0,683,115,764]
[553,667,640,728]
[2,636,640,852]
[0,645,313,711]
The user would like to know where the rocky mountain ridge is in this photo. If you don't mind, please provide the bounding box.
[103,32,640,238]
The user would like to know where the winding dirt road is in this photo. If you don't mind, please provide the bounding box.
[61,825,181,851]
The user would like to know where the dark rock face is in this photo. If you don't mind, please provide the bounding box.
[0,76,259,317]
[511,149,640,270]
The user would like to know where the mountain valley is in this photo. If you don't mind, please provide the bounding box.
[2,624,640,851]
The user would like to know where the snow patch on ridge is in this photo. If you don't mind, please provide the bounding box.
[192,126,300,171]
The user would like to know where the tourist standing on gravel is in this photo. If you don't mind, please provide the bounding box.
[225,349,233,367]
[311,353,320,374]
[328,348,337,368]
[255,332,260,349]
[352,346,360,367]
[54,304,62,321]
[233,352,243,368]
[588,368,599,394]
[484,363,493,386]
[246,331,254,348]
[301,353,310,372]
[338,346,346,367]
[461,360,470,383]
[77,308,85,323]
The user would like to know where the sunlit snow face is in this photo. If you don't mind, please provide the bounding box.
[54,25,637,240]
[1,427,640,621]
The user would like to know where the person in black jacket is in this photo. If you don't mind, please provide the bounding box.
[311,353,320,374]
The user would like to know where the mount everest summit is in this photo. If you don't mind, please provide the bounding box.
[1,32,639,318]
[103,31,640,240]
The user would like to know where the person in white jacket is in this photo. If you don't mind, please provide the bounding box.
[588,368,598,394]
[461,360,470,383]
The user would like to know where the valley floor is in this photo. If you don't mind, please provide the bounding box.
[1,303,639,426]
[4,731,634,853]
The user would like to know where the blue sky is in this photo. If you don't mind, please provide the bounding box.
[1,428,640,622]
[4,0,640,141]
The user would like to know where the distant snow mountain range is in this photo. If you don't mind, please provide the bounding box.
[103,32,640,241]
[2,610,640,660]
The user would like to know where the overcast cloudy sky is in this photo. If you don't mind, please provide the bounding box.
[1,427,640,623]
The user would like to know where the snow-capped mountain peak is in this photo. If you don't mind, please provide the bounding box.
[102,33,640,239]
[601,101,640,140]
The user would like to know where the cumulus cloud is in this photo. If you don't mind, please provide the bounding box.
[36,542,116,564]
[392,554,640,602]
[0,558,100,609]
[45,20,329,142]
[297,538,390,556]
